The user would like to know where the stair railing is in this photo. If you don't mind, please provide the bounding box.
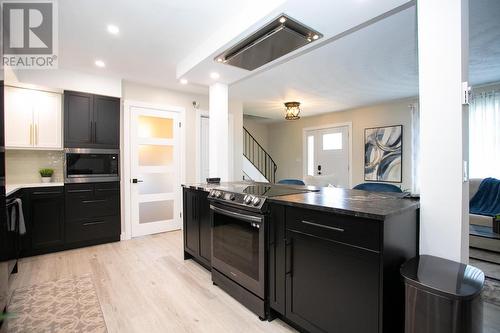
[243,127,277,183]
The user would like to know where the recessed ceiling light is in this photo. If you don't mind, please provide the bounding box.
[210,72,220,79]
[312,34,319,40]
[180,78,188,85]
[217,58,223,63]
[107,24,119,35]
[95,60,106,68]
[279,17,286,23]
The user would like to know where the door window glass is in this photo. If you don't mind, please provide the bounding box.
[323,133,342,150]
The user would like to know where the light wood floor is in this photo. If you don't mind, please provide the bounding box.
[10,231,296,333]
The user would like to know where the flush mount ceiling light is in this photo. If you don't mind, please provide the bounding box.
[210,72,220,79]
[180,78,188,85]
[107,24,119,35]
[95,60,106,68]
[284,101,301,120]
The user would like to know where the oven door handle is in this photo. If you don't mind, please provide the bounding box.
[210,205,263,224]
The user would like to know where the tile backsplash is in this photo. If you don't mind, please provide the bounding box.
[6,150,64,184]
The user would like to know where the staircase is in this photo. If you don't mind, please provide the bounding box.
[243,127,277,183]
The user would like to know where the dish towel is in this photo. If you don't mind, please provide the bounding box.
[10,199,26,235]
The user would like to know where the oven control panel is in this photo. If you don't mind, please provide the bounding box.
[208,189,265,210]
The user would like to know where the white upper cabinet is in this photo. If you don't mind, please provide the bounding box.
[5,86,62,150]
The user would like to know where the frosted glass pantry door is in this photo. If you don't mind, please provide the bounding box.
[130,107,181,237]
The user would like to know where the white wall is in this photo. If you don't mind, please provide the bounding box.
[243,116,269,151]
[265,98,415,190]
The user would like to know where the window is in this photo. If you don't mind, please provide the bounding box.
[307,135,314,176]
[322,133,342,150]
[469,89,500,179]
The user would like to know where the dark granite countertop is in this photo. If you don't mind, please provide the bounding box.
[182,181,419,221]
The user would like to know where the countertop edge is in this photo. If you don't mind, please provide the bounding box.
[6,183,65,197]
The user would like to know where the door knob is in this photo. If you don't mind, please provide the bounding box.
[132,179,144,183]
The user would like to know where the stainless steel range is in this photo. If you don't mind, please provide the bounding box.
[208,183,315,320]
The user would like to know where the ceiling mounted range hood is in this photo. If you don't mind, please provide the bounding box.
[214,14,323,71]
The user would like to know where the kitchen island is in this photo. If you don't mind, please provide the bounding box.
[182,182,419,333]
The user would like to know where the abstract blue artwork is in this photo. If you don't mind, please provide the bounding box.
[364,125,402,183]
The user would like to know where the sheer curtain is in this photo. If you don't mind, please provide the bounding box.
[410,103,420,194]
[469,89,500,179]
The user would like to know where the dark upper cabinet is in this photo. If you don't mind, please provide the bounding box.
[94,96,120,148]
[64,91,93,146]
[64,91,120,148]
[28,187,65,251]
[183,188,211,268]
[285,229,380,333]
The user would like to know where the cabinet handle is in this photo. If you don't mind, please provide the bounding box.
[96,188,119,192]
[67,189,92,193]
[90,122,93,142]
[301,220,345,233]
[285,238,293,277]
[30,124,33,145]
[35,124,38,145]
[83,220,106,226]
[82,199,106,204]
[32,191,62,195]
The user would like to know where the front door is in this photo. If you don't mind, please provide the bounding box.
[305,126,350,188]
[130,106,181,237]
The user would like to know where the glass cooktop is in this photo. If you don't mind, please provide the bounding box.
[240,184,316,197]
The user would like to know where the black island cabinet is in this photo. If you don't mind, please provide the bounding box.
[183,187,211,269]
[183,185,419,333]
[268,204,418,333]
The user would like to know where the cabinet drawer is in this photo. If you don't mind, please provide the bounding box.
[65,216,120,243]
[286,207,381,252]
[65,183,120,220]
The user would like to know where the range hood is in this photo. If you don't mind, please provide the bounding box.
[215,14,323,71]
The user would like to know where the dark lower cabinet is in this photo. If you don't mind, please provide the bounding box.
[28,187,65,252]
[268,204,286,316]
[17,183,120,257]
[65,182,121,246]
[198,194,211,264]
[183,188,211,268]
[285,230,380,333]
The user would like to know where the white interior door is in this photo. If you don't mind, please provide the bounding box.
[305,126,350,188]
[130,106,181,237]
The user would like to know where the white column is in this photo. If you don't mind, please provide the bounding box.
[209,83,229,181]
[418,0,469,263]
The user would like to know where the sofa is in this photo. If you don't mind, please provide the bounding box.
[469,178,500,252]
[469,178,497,227]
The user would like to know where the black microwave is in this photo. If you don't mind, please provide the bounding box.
[64,148,119,183]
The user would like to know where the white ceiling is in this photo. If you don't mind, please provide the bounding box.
[56,0,500,118]
[230,6,418,119]
[231,0,500,119]
[57,0,282,94]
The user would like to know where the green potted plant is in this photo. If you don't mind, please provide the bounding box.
[39,168,54,183]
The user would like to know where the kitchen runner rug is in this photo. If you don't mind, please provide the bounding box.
[6,275,107,333]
